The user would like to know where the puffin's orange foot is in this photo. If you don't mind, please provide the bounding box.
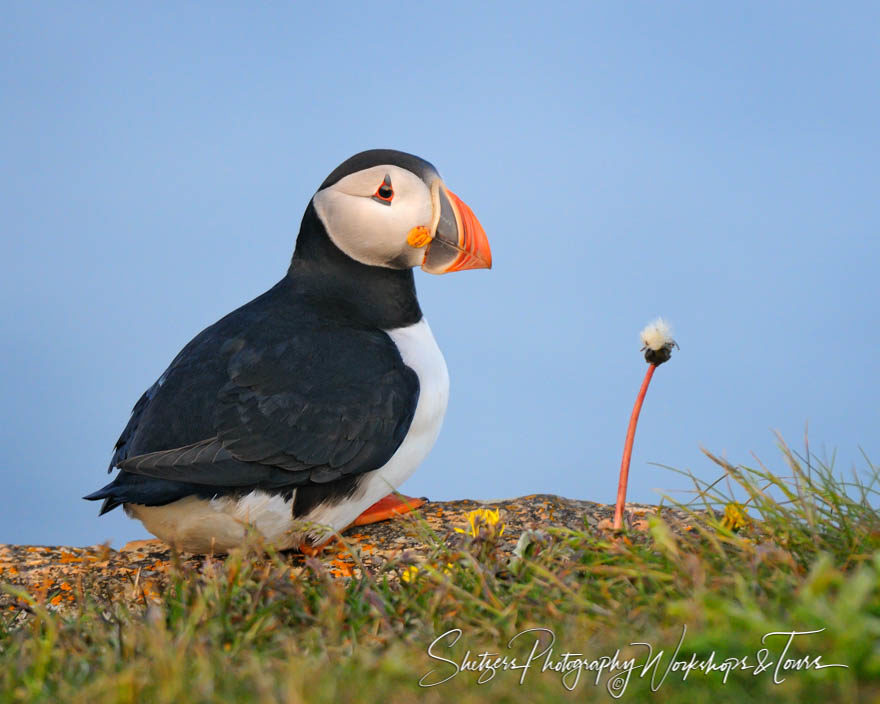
[352,493,427,526]
[299,536,336,557]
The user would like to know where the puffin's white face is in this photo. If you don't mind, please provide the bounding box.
[313,164,432,269]
[312,162,491,274]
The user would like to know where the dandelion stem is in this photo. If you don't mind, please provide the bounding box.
[614,363,657,530]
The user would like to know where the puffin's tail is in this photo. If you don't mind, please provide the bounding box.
[84,471,225,515]
[83,481,125,515]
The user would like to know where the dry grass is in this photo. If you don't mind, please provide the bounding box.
[2,437,879,703]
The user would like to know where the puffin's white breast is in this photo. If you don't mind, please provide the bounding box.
[127,317,449,552]
[381,317,450,489]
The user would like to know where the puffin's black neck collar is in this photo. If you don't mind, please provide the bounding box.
[286,202,422,330]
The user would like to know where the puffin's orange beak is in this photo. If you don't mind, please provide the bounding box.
[421,183,492,274]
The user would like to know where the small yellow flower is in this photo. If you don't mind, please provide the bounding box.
[454,508,505,537]
[721,502,752,532]
[401,565,420,583]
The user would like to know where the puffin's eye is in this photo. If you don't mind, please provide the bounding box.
[372,175,394,205]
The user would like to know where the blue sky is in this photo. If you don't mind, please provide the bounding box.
[2,3,878,547]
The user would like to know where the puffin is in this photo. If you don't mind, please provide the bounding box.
[84,149,491,553]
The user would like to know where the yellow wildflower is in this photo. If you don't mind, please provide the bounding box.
[401,565,420,583]
[454,508,505,537]
[721,502,752,532]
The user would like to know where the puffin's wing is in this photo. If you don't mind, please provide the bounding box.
[118,327,420,486]
[108,337,197,472]
[115,438,304,488]
[108,379,160,471]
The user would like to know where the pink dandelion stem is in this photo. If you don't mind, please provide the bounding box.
[613,364,657,530]
[613,318,677,531]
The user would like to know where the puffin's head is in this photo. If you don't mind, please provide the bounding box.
[311,149,491,274]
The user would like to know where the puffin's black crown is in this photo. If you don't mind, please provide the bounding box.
[318,149,440,191]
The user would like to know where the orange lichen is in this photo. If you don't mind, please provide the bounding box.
[329,563,353,578]
[329,556,354,578]
[34,577,55,602]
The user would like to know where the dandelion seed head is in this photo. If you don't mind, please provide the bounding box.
[639,317,678,365]
[640,317,675,351]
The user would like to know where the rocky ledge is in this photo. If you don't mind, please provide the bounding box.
[0,495,702,612]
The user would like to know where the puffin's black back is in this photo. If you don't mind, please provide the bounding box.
[85,184,424,516]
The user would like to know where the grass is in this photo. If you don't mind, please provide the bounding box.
[2,438,879,703]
